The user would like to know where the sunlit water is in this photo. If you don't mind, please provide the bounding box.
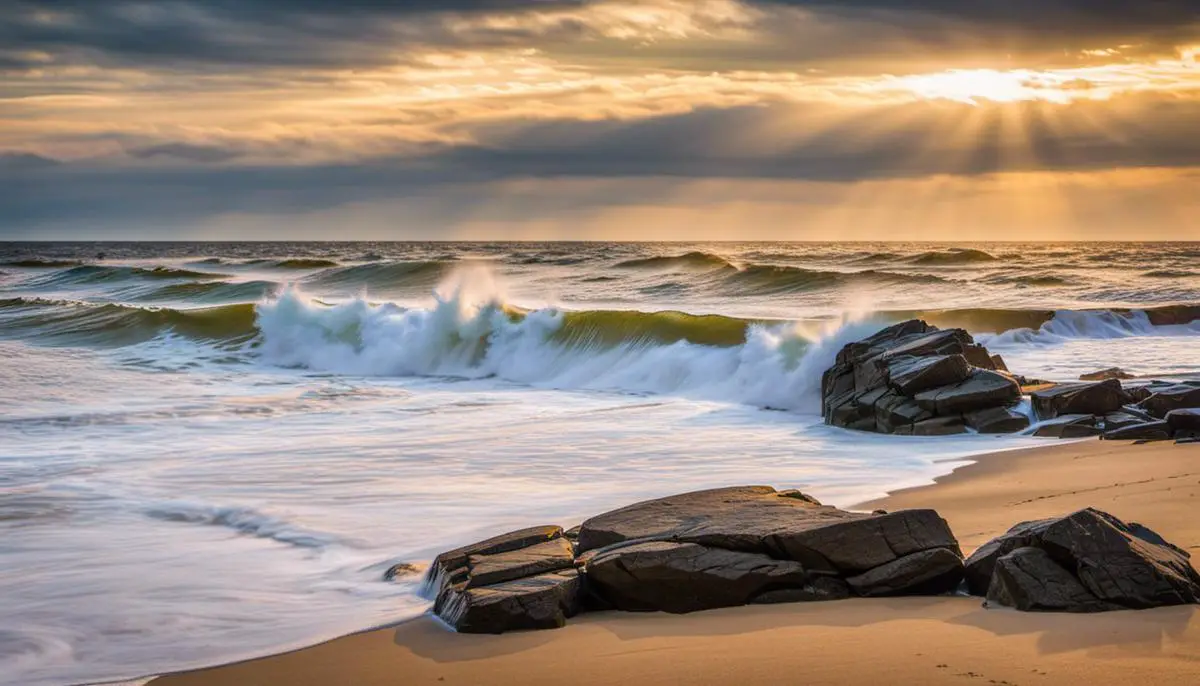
[1,242,1197,686]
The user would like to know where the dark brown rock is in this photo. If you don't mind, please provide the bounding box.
[424,525,564,597]
[750,577,851,604]
[1102,411,1151,431]
[845,547,964,597]
[1102,421,1172,442]
[985,547,1119,612]
[1031,414,1101,438]
[438,569,581,633]
[914,369,1021,415]
[965,509,1200,610]
[583,541,811,613]
[1141,384,1200,418]
[964,406,1030,434]
[465,537,575,589]
[989,354,1009,372]
[1031,379,1124,419]
[1166,408,1200,433]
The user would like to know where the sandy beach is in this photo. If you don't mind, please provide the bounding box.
[152,439,1200,686]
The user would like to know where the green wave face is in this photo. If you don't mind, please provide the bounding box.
[0,298,258,347]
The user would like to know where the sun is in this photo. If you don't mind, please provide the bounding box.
[887,69,1091,105]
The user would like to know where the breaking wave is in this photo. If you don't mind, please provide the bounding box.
[144,503,345,550]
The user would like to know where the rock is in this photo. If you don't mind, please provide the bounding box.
[1141,385,1200,418]
[1080,367,1135,381]
[1102,421,1172,442]
[1101,411,1149,431]
[1179,437,1200,445]
[1166,408,1200,433]
[465,537,575,589]
[986,547,1119,612]
[964,406,1030,434]
[990,354,1009,372]
[583,541,812,613]
[424,525,564,596]
[823,320,1019,435]
[886,354,971,395]
[911,416,968,436]
[845,548,964,597]
[575,486,961,575]
[1031,379,1125,419]
[964,509,1200,611]
[1124,386,1154,404]
[383,562,423,581]
[438,569,581,633]
[914,369,1021,415]
[1031,414,1102,438]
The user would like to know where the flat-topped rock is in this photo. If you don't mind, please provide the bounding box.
[1031,414,1102,438]
[1031,379,1124,419]
[1103,421,1172,442]
[1166,408,1200,433]
[965,508,1200,611]
[466,537,575,589]
[887,354,971,395]
[1080,368,1135,381]
[964,406,1030,434]
[576,486,961,574]
[423,524,564,597]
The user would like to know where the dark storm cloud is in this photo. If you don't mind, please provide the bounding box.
[3,0,1197,73]
[6,95,1200,233]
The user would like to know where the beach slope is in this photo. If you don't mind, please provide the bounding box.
[154,440,1200,686]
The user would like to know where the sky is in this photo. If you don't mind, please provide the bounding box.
[2,0,1200,240]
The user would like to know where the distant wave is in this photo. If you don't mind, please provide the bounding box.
[135,280,278,304]
[982,273,1071,287]
[1143,270,1197,278]
[26,265,225,287]
[909,248,998,265]
[302,261,451,292]
[0,297,257,346]
[271,258,341,269]
[1,259,83,268]
[615,251,737,271]
[723,265,947,296]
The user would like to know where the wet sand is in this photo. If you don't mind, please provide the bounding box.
[153,440,1200,686]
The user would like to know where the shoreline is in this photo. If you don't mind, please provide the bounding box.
[150,439,1200,686]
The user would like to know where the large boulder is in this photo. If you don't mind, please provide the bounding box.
[1141,384,1200,418]
[965,509,1200,611]
[1031,379,1125,419]
[822,320,1023,435]
[576,486,964,608]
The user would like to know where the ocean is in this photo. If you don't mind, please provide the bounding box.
[1,241,1198,686]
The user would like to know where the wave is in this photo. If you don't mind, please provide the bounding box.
[144,502,344,550]
[1,259,83,268]
[614,251,737,271]
[722,265,946,296]
[135,280,278,304]
[0,297,257,346]
[302,261,451,293]
[1143,270,1197,279]
[254,288,868,412]
[909,248,998,266]
[25,265,225,288]
[981,273,1070,287]
[271,258,341,269]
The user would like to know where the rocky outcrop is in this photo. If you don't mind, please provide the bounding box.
[965,509,1200,612]
[418,492,1200,632]
[424,486,966,630]
[822,320,1021,435]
